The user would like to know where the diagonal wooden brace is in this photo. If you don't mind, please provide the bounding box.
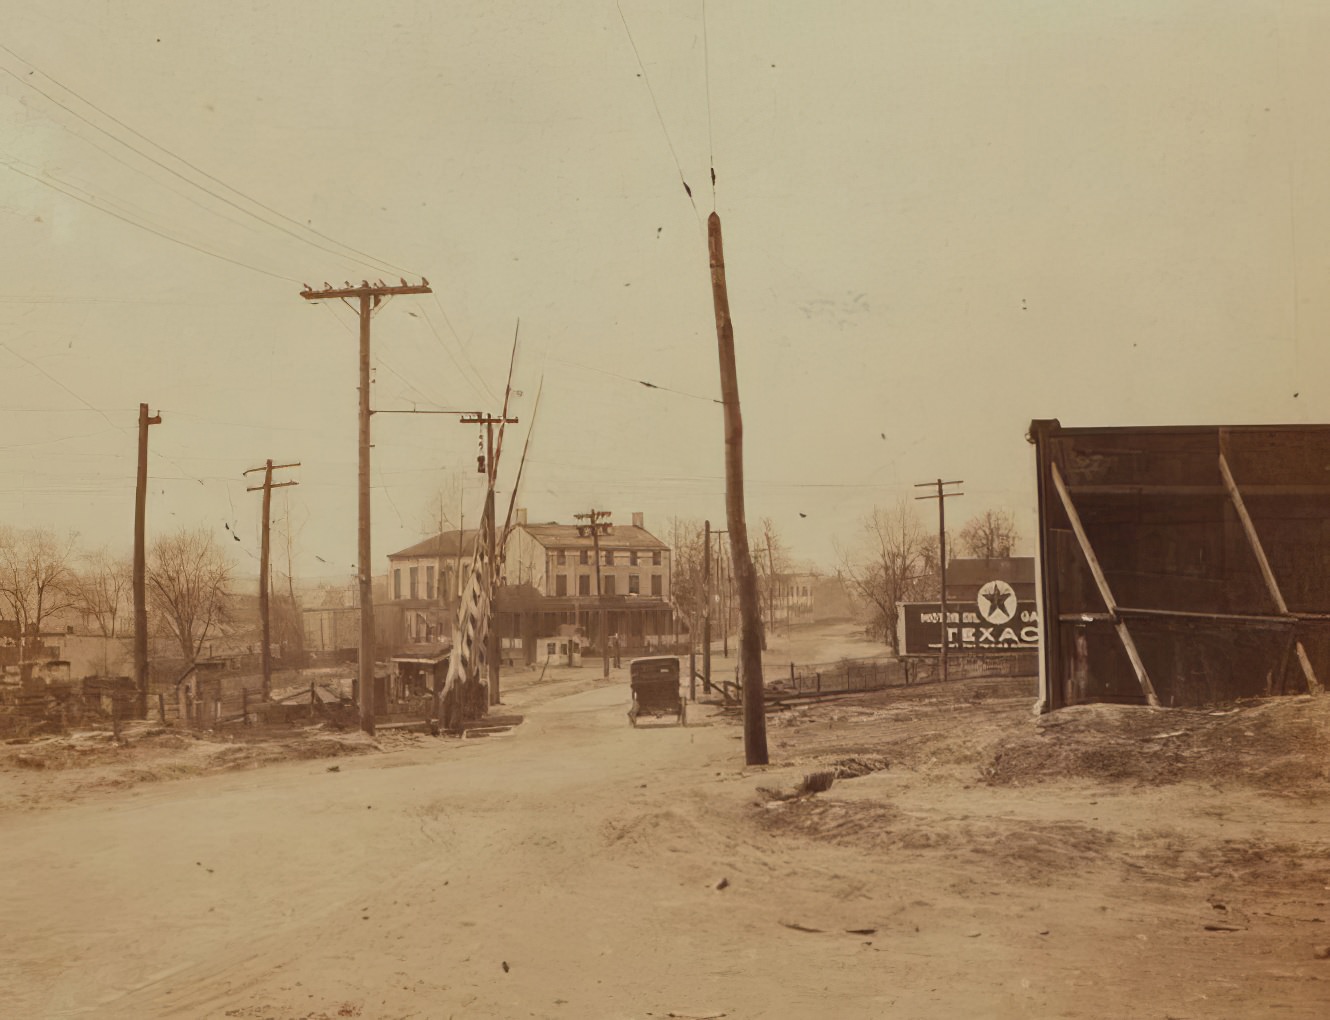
[1051,461,1160,707]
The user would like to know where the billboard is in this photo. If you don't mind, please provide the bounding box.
[899,579,1039,655]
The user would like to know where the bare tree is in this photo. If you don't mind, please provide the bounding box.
[958,509,1020,560]
[838,499,939,654]
[666,517,708,645]
[420,473,466,538]
[754,517,792,642]
[71,548,132,638]
[0,527,80,670]
[146,528,234,664]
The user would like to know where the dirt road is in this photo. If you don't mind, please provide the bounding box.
[3,666,1329,1019]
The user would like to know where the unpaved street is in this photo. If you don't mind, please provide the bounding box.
[3,669,1329,1019]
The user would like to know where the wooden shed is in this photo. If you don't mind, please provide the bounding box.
[1029,419,1329,710]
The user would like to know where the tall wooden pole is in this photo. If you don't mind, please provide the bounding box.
[707,212,767,765]
[486,421,501,705]
[260,460,273,699]
[575,508,612,680]
[916,478,962,682]
[301,280,432,736]
[134,403,161,715]
[702,519,711,699]
[246,461,299,702]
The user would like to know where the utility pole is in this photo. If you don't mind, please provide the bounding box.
[134,402,161,717]
[701,519,711,699]
[245,460,300,702]
[707,212,767,766]
[915,478,964,683]
[301,279,431,735]
[574,508,613,679]
[714,529,729,659]
[460,412,519,705]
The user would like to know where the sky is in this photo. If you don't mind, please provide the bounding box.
[3,0,1329,585]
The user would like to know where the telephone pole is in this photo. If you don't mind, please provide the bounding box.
[915,478,964,682]
[460,412,519,705]
[707,211,767,766]
[712,528,729,660]
[574,508,613,679]
[701,519,711,699]
[245,460,300,702]
[301,279,432,735]
[134,403,161,716]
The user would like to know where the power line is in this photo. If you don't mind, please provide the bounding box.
[422,296,501,404]
[702,0,716,208]
[548,355,721,403]
[0,46,416,279]
[615,0,701,219]
[1,160,300,283]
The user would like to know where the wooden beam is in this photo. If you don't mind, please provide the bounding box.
[1115,606,1296,629]
[1051,461,1160,707]
[1068,483,1330,497]
[1218,445,1323,694]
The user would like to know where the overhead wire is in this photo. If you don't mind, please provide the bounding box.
[547,354,721,404]
[615,0,702,223]
[703,0,716,209]
[0,46,416,279]
[1,160,301,284]
[422,295,501,404]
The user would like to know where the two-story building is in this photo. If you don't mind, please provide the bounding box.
[384,511,677,664]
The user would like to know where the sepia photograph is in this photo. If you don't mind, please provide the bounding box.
[2,2,1328,1017]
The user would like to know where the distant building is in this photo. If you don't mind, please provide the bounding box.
[384,510,676,663]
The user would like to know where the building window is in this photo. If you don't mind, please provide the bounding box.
[426,565,436,600]
[579,575,591,596]
[580,550,589,565]
[604,575,616,596]
[557,549,566,565]
[409,566,419,599]
[628,574,640,595]
[604,550,614,566]
[393,569,402,599]
[652,550,662,566]
[555,574,568,596]
[630,551,638,567]
[651,574,663,597]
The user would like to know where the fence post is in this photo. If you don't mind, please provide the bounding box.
[158,692,166,724]
[310,682,317,720]
[816,671,821,693]
[242,688,250,727]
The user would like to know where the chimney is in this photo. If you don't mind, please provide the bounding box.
[516,507,528,526]
[631,512,644,529]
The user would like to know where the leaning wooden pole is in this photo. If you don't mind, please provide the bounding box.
[707,211,768,765]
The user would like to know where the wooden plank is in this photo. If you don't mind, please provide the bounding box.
[1114,606,1296,629]
[1068,483,1330,497]
[1051,461,1160,707]
[1218,446,1322,694]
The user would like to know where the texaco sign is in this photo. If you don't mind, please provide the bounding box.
[898,580,1039,654]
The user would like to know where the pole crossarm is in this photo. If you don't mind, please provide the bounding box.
[300,281,432,300]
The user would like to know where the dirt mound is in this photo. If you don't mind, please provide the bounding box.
[601,808,711,854]
[982,696,1330,790]
[757,797,1117,880]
